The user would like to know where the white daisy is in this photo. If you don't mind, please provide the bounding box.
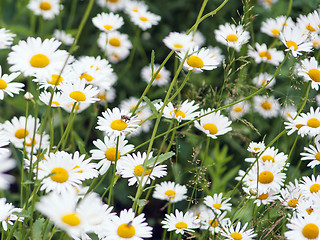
[207,46,224,66]
[0,151,16,190]
[152,181,188,203]
[96,0,126,11]
[39,91,66,108]
[300,175,320,196]
[247,141,265,154]
[221,221,257,240]
[297,107,320,137]
[129,10,161,31]
[279,180,303,209]
[245,188,280,207]
[252,72,275,88]
[253,95,280,118]
[203,193,232,214]
[248,43,284,66]
[297,11,320,34]
[53,30,74,45]
[281,105,297,121]
[27,0,62,20]
[92,12,124,33]
[199,210,229,235]
[0,198,23,231]
[124,0,148,15]
[0,66,24,100]
[0,28,16,49]
[141,63,171,87]
[227,100,250,120]
[301,135,320,168]
[162,32,194,52]
[285,214,320,240]
[261,16,295,38]
[298,57,320,90]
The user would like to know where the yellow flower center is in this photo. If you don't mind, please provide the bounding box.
[306,24,316,32]
[47,74,64,85]
[69,91,86,102]
[287,198,298,208]
[233,106,243,112]
[15,129,29,139]
[308,69,320,83]
[302,223,319,239]
[253,147,260,152]
[226,34,238,42]
[61,213,81,226]
[186,56,204,68]
[104,25,114,30]
[258,171,274,184]
[117,223,136,238]
[108,0,119,2]
[175,222,188,229]
[170,110,186,118]
[52,101,60,106]
[313,41,319,47]
[307,118,320,128]
[286,41,298,51]
[25,137,36,147]
[271,29,280,36]
[306,208,314,215]
[203,123,218,135]
[80,73,94,82]
[257,192,269,200]
[110,119,127,131]
[109,38,121,47]
[97,92,106,101]
[174,44,183,49]
[261,155,274,162]
[72,165,83,173]
[296,124,304,129]
[315,152,320,161]
[30,54,50,68]
[40,1,52,10]
[210,219,219,227]
[152,72,161,79]
[261,100,272,110]
[310,183,320,193]
[139,16,148,22]
[212,203,221,209]
[134,165,151,176]
[105,148,120,162]
[259,51,272,60]
[164,190,176,199]
[230,232,243,240]
[50,167,69,183]
[0,79,7,89]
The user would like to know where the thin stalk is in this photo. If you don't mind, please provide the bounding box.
[108,136,120,205]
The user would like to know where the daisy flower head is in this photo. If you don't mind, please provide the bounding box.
[296,196,320,217]
[162,32,194,52]
[247,141,265,154]
[245,188,280,207]
[258,0,278,9]
[285,214,320,240]
[203,193,232,214]
[297,107,320,137]
[60,79,99,105]
[311,33,320,49]
[281,105,297,121]
[90,135,134,175]
[24,132,50,154]
[99,208,152,240]
[177,46,219,73]
[53,30,74,45]
[96,0,126,11]
[27,0,62,20]
[117,151,167,186]
[70,151,99,181]
[141,63,171,87]
[248,43,284,66]
[300,175,320,197]
[227,100,250,120]
[152,181,188,203]
[39,91,66,108]
[297,11,320,35]
[0,28,16,49]
[207,46,225,66]
[194,108,232,139]
[279,27,313,57]
[190,30,206,47]
[96,107,140,137]
[253,95,280,118]
[221,221,257,240]
[279,180,303,209]
[0,66,24,100]
[301,135,320,168]
[8,37,69,77]
[161,209,200,235]
[155,100,200,122]
[129,10,161,31]
[214,23,250,52]
[298,57,320,90]
[92,12,124,33]
[199,211,229,235]
[261,16,295,38]
[97,87,116,105]
[0,198,23,231]
[0,151,16,190]
[125,0,148,15]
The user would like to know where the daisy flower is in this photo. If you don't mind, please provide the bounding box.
[248,43,284,66]
[161,209,200,235]
[24,132,50,154]
[190,30,206,47]
[281,105,297,121]
[37,151,85,193]
[96,107,140,137]
[177,46,219,72]
[221,222,257,240]
[298,107,320,137]
[253,95,280,118]
[8,37,69,77]
[53,30,74,45]
[285,214,320,240]
[252,73,275,88]
[162,32,194,52]
[141,63,171,86]
[298,57,320,90]
[208,46,225,66]
[0,198,23,231]
[227,100,250,120]
[155,100,200,122]
[296,197,320,217]
[27,0,62,20]
[0,66,24,100]
[203,193,232,214]
[245,188,280,207]
[300,175,320,196]
[97,87,116,105]
[90,135,134,175]
[194,108,232,139]
[258,0,278,9]
[96,0,126,11]
[129,10,161,31]
[261,16,294,38]
[0,151,16,190]
[279,27,313,57]
[247,141,265,154]
[152,181,188,203]
[0,28,16,49]
[199,211,229,235]
[297,11,320,34]
[117,151,167,186]
[92,12,124,33]
[279,180,303,209]
[284,115,305,136]
[70,151,99,180]
[301,135,320,168]
[60,79,99,105]
[214,23,250,52]
[311,33,320,49]
[99,208,152,240]
[125,0,148,15]
[39,91,66,108]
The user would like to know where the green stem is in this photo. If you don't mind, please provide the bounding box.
[108,136,120,205]
[67,0,78,30]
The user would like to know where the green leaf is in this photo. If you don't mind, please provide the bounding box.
[151,50,155,75]
[142,96,158,115]
[72,131,88,156]
[128,196,148,207]
[32,218,45,240]
[15,209,31,219]
[146,152,175,167]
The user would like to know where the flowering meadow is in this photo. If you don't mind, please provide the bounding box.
[2,0,320,239]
